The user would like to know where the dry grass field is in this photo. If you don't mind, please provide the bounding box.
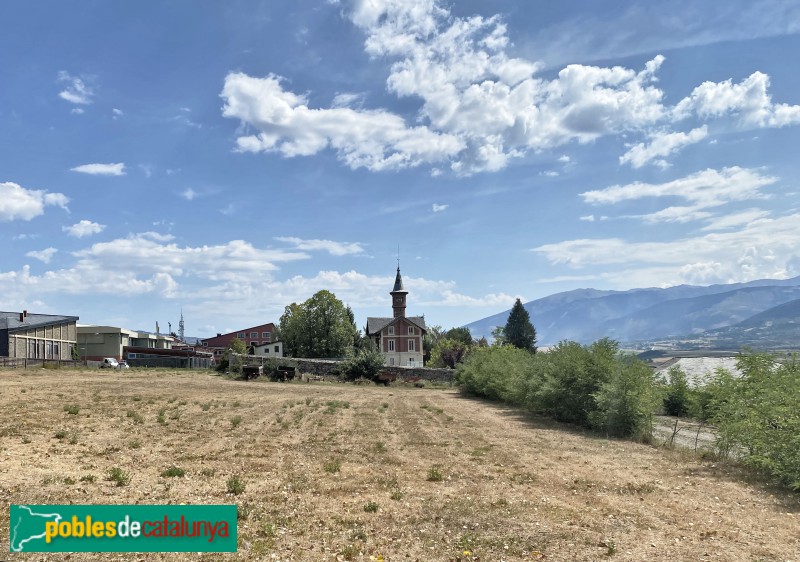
[1,368,798,561]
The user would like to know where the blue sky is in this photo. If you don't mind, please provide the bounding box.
[3,0,800,337]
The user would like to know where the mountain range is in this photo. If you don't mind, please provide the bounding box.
[464,276,800,349]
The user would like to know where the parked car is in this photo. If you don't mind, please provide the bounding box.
[100,357,119,368]
[118,360,130,369]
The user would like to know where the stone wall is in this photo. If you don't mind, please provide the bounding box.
[236,354,456,383]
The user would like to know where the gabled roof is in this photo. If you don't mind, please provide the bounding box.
[0,311,79,332]
[366,316,427,335]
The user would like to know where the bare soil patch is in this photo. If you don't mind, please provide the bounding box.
[1,368,798,561]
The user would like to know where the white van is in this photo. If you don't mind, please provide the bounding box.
[100,357,119,368]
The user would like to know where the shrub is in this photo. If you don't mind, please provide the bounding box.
[363,501,379,513]
[340,346,385,381]
[161,466,186,478]
[426,466,443,482]
[526,339,618,427]
[712,353,800,490]
[107,467,131,487]
[663,366,691,417]
[590,356,658,439]
[456,345,531,402]
[226,475,245,495]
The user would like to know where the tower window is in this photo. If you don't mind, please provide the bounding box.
[408,327,414,335]
[388,326,394,335]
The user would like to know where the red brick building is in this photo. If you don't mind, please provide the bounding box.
[199,322,276,361]
[366,267,427,367]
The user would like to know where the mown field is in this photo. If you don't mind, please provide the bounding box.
[1,369,798,561]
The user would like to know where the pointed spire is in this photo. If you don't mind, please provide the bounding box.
[392,266,406,292]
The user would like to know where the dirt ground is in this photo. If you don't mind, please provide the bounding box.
[1,368,798,561]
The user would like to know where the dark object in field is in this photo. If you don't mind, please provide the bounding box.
[375,371,397,386]
[270,366,296,382]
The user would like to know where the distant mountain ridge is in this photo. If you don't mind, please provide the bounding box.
[464,276,800,346]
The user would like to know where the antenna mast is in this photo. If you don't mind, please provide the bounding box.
[178,308,185,342]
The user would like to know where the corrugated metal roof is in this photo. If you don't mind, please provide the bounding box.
[0,311,78,332]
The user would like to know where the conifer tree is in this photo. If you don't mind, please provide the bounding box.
[504,298,537,352]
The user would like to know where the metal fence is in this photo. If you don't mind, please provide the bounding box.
[0,358,83,369]
[127,356,214,369]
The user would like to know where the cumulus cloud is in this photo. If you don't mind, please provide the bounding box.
[62,220,106,238]
[432,203,448,212]
[221,72,464,171]
[72,234,309,283]
[220,1,800,174]
[275,236,365,256]
[0,182,69,222]
[620,125,708,168]
[581,167,775,224]
[70,163,126,176]
[674,72,800,127]
[26,248,58,264]
[57,71,94,105]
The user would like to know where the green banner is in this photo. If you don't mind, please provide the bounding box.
[9,504,237,552]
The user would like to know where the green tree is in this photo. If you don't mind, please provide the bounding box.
[490,326,506,346]
[504,298,536,352]
[279,290,358,358]
[217,337,248,373]
[590,356,658,439]
[279,303,307,357]
[340,343,386,382]
[445,327,473,347]
[423,325,445,363]
[430,338,469,369]
[663,366,691,417]
[711,353,800,490]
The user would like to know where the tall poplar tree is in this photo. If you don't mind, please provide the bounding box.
[504,298,537,352]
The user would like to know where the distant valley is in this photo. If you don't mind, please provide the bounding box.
[464,276,800,350]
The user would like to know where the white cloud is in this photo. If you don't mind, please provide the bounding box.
[581,167,775,224]
[26,248,58,264]
[579,215,595,222]
[221,72,465,172]
[181,188,198,201]
[71,108,85,115]
[533,212,800,285]
[0,182,69,222]
[520,0,800,69]
[620,125,708,168]
[432,203,448,212]
[700,208,770,231]
[70,163,126,176]
[331,92,365,108]
[219,1,800,174]
[558,155,571,163]
[275,236,365,256]
[674,72,800,127]
[63,220,106,238]
[57,71,94,105]
[112,108,123,116]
